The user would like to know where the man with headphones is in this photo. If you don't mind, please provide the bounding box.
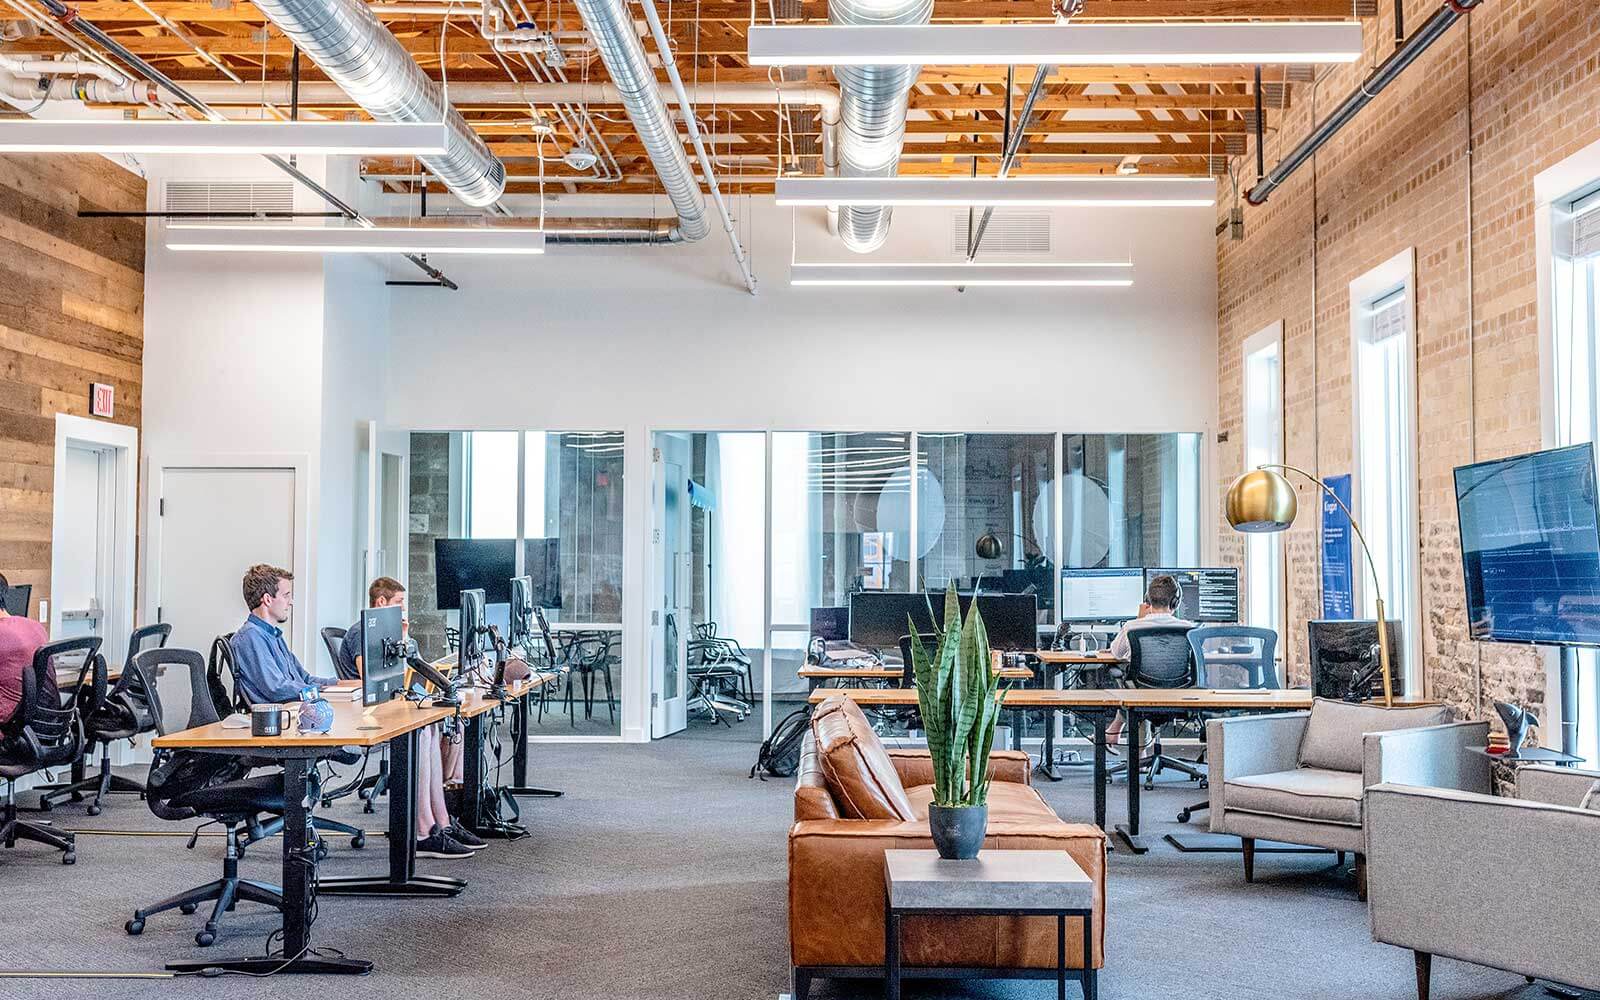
[1105,574,1194,745]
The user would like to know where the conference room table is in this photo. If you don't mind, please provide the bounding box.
[807,686,1437,854]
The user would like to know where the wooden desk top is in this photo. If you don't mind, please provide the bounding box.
[798,665,1035,680]
[453,675,555,718]
[154,696,454,750]
[808,687,1438,711]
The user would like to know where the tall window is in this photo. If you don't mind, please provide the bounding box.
[1552,187,1600,765]
[1243,325,1283,638]
[1351,250,1420,685]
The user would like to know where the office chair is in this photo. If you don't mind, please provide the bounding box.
[127,647,286,947]
[1174,626,1280,824]
[693,622,755,707]
[317,626,388,814]
[0,638,97,864]
[897,633,943,688]
[38,623,171,815]
[1120,624,1205,790]
[563,631,616,726]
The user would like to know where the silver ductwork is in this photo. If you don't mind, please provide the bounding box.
[249,0,505,207]
[569,0,708,242]
[830,0,931,253]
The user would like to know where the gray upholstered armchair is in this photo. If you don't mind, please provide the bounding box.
[1367,766,1600,1000]
[1207,698,1491,897]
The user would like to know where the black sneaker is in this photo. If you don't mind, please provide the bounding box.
[447,823,487,849]
[416,827,477,859]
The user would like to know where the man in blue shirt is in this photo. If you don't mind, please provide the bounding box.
[229,564,336,705]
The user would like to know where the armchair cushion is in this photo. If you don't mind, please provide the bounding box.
[811,697,917,821]
[1581,781,1600,811]
[1225,767,1363,826]
[1297,698,1449,773]
[905,780,1058,825]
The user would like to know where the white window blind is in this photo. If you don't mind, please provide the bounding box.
[1573,189,1600,259]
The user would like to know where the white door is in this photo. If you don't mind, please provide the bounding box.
[54,445,114,648]
[154,467,296,714]
[651,438,691,738]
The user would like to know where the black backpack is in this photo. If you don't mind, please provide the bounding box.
[750,706,812,780]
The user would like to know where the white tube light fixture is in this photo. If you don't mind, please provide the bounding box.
[748,22,1363,67]
[790,262,1132,287]
[776,176,1215,207]
[0,120,451,155]
[165,223,546,255]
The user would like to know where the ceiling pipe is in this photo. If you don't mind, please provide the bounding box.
[1246,0,1479,205]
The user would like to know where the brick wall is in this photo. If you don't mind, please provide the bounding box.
[1216,0,1600,726]
[407,431,451,659]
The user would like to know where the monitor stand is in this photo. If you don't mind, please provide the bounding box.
[357,704,382,731]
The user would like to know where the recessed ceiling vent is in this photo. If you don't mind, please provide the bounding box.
[163,180,295,219]
[949,211,1052,256]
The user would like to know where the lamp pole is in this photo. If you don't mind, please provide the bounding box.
[1256,464,1395,708]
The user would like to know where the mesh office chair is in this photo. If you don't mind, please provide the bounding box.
[317,625,388,814]
[1122,624,1205,789]
[127,647,286,947]
[1173,626,1280,823]
[39,623,171,814]
[0,638,96,864]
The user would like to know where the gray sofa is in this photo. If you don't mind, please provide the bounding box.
[1207,699,1491,896]
[1367,765,1600,999]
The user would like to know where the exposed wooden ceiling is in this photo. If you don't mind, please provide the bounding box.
[0,0,1359,197]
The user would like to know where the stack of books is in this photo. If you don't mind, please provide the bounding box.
[324,681,363,702]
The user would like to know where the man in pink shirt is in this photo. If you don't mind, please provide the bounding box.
[0,573,50,735]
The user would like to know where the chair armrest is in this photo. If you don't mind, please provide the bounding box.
[1516,763,1600,807]
[1207,712,1308,829]
[1365,783,1600,991]
[885,748,1032,788]
[1362,721,1492,793]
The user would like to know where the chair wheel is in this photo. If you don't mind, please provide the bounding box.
[1177,809,1192,823]
[62,851,75,865]
[195,929,216,947]
[125,919,144,935]
[1144,781,1155,791]
[315,841,329,861]
[350,834,366,849]
[180,903,198,914]
[37,799,51,813]
[87,804,102,816]
[70,791,84,803]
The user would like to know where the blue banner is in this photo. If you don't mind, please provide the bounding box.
[1321,473,1355,619]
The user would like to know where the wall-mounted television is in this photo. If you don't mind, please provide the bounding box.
[1454,443,1600,647]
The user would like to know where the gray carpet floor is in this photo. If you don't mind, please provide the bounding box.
[0,723,1549,1000]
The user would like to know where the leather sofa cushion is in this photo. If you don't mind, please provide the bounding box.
[811,697,917,821]
[905,780,1058,825]
[1297,697,1450,773]
[1226,767,1364,827]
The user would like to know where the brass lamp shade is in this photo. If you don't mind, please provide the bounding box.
[1225,468,1298,533]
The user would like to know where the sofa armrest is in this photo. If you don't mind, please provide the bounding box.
[1206,712,1308,828]
[885,748,1033,789]
[1516,763,1600,807]
[1362,721,1492,794]
[1365,783,1600,991]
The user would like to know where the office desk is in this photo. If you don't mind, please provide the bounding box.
[152,696,457,975]
[453,675,559,837]
[797,664,1034,690]
[807,687,1437,854]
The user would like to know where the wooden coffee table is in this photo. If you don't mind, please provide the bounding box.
[883,849,1097,1000]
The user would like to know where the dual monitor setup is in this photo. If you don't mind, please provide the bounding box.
[1060,566,1241,625]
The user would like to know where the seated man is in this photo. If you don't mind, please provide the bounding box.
[228,564,337,706]
[0,573,49,738]
[1105,574,1194,742]
[340,576,484,860]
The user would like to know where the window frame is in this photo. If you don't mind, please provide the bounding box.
[1241,321,1285,644]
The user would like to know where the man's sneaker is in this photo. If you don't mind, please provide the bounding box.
[447,823,487,849]
[416,825,477,859]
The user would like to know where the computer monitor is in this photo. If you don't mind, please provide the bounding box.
[434,539,562,611]
[458,588,488,676]
[360,604,406,707]
[1,583,31,617]
[509,575,534,652]
[810,606,849,642]
[1060,568,1144,623]
[1308,619,1404,700]
[1144,567,1241,623]
[849,592,1038,651]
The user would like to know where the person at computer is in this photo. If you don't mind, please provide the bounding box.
[338,576,485,861]
[229,563,340,706]
[0,572,50,739]
[1104,574,1194,744]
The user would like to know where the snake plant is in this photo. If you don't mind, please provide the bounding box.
[907,585,1007,808]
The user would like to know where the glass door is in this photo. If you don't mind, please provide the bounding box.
[652,434,691,737]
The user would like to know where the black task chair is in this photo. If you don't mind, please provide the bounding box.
[39,623,171,814]
[1173,626,1281,824]
[1,637,99,864]
[1121,624,1206,789]
[127,647,285,947]
[317,625,388,814]
[563,631,616,726]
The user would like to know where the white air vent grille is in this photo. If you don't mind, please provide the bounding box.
[164,180,295,219]
[949,211,1052,255]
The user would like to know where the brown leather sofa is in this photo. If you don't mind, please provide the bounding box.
[788,696,1107,999]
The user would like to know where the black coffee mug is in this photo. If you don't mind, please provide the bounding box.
[251,706,291,737]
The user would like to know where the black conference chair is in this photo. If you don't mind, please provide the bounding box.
[1121,624,1206,789]
[39,623,171,814]
[1173,625,1280,824]
[1,637,99,864]
[127,647,285,947]
[317,625,388,814]
[563,631,616,726]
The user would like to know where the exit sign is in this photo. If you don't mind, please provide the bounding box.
[90,383,114,418]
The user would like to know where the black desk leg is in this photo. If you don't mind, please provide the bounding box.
[1114,708,1149,854]
[884,897,900,1000]
[1092,713,1108,833]
[507,690,562,799]
[1082,911,1097,1000]
[1037,704,1062,782]
[165,757,372,975]
[461,714,484,833]
[1057,913,1066,1000]
[319,728,466,898]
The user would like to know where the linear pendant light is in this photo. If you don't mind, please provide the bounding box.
[0,120,451,155]
[790,262,1132,287]
[164,223,546,255]
[776,176,1216,207]
[748,22,1364,67]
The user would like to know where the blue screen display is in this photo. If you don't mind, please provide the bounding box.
[1455,444,1600,646]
